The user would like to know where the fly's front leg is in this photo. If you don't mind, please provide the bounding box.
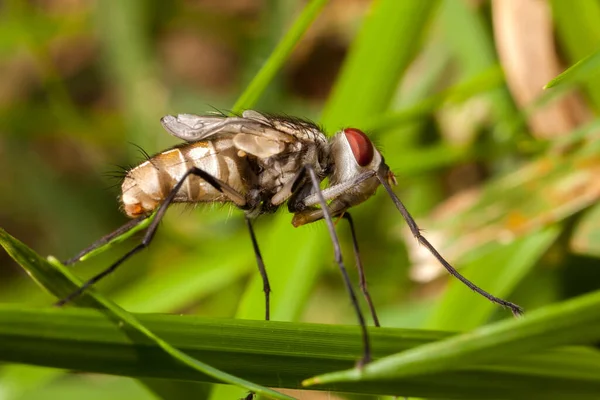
[55,167,258,308]
[290,170,376,227]
[287,170,381,328]
[300,164,371,366]
[343,213,380,327]
[375,169,524,317]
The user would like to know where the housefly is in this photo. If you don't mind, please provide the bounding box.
[60,110,523,364]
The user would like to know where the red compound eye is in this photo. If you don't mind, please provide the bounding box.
[344,128,374,167]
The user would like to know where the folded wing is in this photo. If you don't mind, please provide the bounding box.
[161,110,294,159]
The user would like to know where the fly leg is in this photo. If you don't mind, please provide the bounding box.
[302,164,371,366]
[63,216,150,265]
[343,213,380,327]
[375,169,524,316]
[244,215,271,321]
[284,170,381,327]
[55,167,255,307]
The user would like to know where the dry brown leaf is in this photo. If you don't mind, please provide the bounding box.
[492,0,589,138]
[406,145,600,282]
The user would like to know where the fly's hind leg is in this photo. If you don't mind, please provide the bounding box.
[63,216,150,265]
[55,167,264,309]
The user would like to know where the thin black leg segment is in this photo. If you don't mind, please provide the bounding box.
[56,167,250,307]
[63,215,150,266]
[304,165,371,365]
[343,213,380,327]
[245,215,271,320]
[376,170,524,316]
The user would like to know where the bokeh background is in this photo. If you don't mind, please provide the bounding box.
[2,0,600,399]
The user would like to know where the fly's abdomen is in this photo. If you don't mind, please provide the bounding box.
[121,140,250,217]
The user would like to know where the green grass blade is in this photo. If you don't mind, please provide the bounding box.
[362,66,505,133]
[0,365,63,400]
[545,49,600,89]
[95,0,166,153]
[550,0,600,109]
[0,230,99,308]
[2,306,600,399]
[571,202,600,258]
[439,0,519,140]
[231,0,329,113]
[321,0,440,128]
[304,287,600,385]
[0,228,292,400]
[76,215,154,263]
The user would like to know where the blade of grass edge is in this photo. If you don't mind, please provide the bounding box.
[544,48,600,89]
[231,0,329,114]
[78,215,154,263]
[304,287,600,386]
[3,306,600,398]
[321,0,441,128]
[0,228,293,400]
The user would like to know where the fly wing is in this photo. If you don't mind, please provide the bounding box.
[161,110,295,158]
[160,113,255,142]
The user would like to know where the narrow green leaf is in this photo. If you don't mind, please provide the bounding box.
[304,287,600,385]
[439,0,519,140]
[544,49,600,89]
[322,0,440,128]
[0,228,292,400]
[78,215,154,263]
[571,202,600,258]
[95,0,167,153]
[361,66,505,134]
[550,0,600,109]
[231,0,329,113]
[0,365,63,400]
[0,230,98,308]
[3,306,600,399]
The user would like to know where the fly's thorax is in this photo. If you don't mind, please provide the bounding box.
[257,132,327,197]
[121,139,255,218]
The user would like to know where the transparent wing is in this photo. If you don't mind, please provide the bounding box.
[160,110,295,158]
[160,113,256,142]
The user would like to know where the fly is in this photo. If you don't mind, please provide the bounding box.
[59,110,523,365]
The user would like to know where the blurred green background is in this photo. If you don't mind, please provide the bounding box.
[2,0,600,399]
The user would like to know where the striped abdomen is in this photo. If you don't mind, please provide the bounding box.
[121,139,252,218]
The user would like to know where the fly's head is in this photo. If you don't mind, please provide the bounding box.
[329,127,396,201]
[292,127,397,226]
